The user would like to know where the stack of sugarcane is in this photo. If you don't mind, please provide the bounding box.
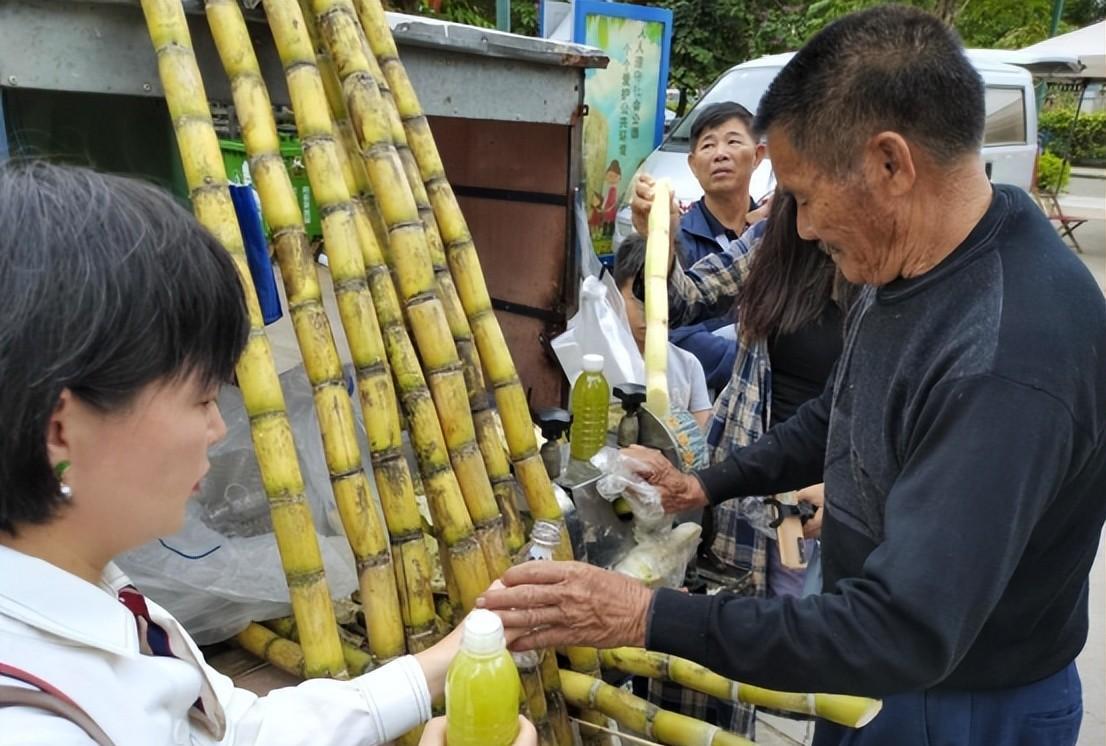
[138,1,880,744]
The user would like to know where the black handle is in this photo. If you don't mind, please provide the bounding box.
[535,407,572,440]
[613,383,647,412]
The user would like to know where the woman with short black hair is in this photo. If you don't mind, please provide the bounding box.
[0,161,532,746]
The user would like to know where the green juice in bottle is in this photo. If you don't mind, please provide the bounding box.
[570,353,610,461]
[445,609,521,746]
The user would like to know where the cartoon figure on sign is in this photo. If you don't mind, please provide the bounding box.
[601,160,622,237]
[589,192,604,231]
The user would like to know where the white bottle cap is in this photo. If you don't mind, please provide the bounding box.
[461,609,507,655]
[582,354,605,373]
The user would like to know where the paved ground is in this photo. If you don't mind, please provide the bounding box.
[1067,173,1105,746]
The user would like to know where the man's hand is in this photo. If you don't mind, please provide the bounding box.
[476,561,654,652]
[622,444,709,513]
[419,715,538,746]
[629,173,679,266]
[796,483,825,539]
[746,193,774,226]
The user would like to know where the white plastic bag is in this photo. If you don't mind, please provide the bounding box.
[117,365,366,644]
[552,274,644,389]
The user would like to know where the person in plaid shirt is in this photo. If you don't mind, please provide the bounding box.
[630,186,857,737]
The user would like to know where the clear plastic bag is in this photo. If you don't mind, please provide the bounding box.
[614,523,702,590]
[552,274,644,389]
[117,365,367,644]
[590,447,667,534]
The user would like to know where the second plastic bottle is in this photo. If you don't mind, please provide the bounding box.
[569,353,610,462]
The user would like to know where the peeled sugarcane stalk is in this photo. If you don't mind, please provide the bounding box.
[599,648,882,728]
[236,623,307,679]
[266,617,375,676]
[270,0,492,614]
[310,0,513,584]
[644,180,671,419]
[349,0,570,560]
[140,0,345,679]
[559,670,752,746]
[205,0,405,665]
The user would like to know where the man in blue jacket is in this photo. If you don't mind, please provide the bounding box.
[672,101,766,390]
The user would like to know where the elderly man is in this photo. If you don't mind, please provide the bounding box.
[479,6,1106,745]
[677,101,766,266]
[671,101,767,391]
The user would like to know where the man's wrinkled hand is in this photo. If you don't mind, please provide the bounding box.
[796,483,825,539]
[622,445,708,513]
[476,561,653,652]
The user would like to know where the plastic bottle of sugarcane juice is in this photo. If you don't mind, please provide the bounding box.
[445,609,521,746]
[569,353,610,462]
[527,520,562,562]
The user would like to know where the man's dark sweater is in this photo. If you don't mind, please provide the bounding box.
[646,185,1106,696]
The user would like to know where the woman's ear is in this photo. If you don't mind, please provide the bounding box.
[45,389,75,470]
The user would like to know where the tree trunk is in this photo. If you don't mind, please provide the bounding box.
[933,0,963,25]
[676,87,689,118]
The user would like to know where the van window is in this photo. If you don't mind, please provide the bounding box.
[984,86,1027,146]
[662,67,782,151]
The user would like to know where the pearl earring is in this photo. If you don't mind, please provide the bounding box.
[54,460,73,500]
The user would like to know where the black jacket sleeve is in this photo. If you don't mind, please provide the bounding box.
[695,375,832,504]
[647,375,1077,696]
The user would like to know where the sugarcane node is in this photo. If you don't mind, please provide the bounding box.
[316,201,357,223]
[284,567,329,589]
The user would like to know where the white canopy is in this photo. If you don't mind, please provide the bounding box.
[1021,21,1106,80]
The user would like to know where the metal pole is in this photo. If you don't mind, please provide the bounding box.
[1049,0,1065,36]
[497,0,510,32]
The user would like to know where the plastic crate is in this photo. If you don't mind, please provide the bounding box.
[219,138,322,240]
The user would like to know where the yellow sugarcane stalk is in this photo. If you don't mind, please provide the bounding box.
[265,0,456,655]
[539,649,579,746]
[338,30,504,551]
[644,180,671,418]
[515,651,558,746]
[272,0,491,613]
[598,648,882,728]
[473,405,527,554]
[236,623,307,679]
[265,617,375,676]
[346,7,605,740]
[140,0,345,679]
[293,0,489,559]
[559,670,752,746]
[205,0,406,664]
[349,0,570,560]
[310,0,512,583]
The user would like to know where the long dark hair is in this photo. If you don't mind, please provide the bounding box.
[737,191,858,343]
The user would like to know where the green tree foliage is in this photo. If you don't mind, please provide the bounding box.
[393,1,1104,107]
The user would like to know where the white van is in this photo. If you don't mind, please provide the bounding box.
[612,50,1050,249]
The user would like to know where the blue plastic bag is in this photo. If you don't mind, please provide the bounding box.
[229,184,283,325]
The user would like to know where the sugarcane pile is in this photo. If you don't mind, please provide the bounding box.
[138,1,880,743]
